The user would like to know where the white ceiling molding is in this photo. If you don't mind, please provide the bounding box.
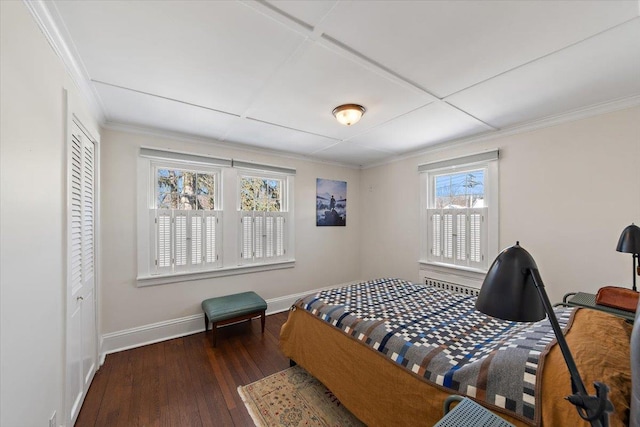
[23,0,105,124]
[93,80,241,119]
[243,116,341,140]
[104,91,640,171]
[317,33,440,100]
[240,0,315,37]
[442,16,640,100]
[103,121,363,170]
[364,93,640,170]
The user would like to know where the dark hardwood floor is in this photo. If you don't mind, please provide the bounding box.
[76,312,291,427]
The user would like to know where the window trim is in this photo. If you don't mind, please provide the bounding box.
[136,148,296,286]
[137,260,295,287]
[419,150,499,273]
[147,160,223,275]
[140,147,232,168]
[151,161,222,210]
[237,171,288,212]
[236,169,293,267]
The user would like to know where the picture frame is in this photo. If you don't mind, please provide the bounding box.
[316,178,347,226]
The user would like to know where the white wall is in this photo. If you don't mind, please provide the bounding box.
[100,128,361,335]
[360,106,640,303]
[0,2,100,426]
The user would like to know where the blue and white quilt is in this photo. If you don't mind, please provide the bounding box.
[296,277,575,425]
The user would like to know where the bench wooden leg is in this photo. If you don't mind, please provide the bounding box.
[205,309,265,348]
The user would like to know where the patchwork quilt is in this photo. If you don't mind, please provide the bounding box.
[296,277,575,425]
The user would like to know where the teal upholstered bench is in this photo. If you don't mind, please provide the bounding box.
[201,291,267,347]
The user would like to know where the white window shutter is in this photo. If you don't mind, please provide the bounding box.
[469,208,487,268]
[152,209,222,273]
[254,213,264,259]
[155,210,172,271]
[203,211,219,266]
[265,215,274,258]
[190,211,203,266]
[240,213,254,261]
[427,208,486,268]
[455,211,467,262]
[174,212,188,269]
[427,209,442,262]
[263,212,287,260]
[442,210,454,260]
[275,213,286,257]
[239,211,287,265]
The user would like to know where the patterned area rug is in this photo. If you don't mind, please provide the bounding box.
[237,365,365,427]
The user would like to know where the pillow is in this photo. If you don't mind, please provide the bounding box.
[595,286,639,312]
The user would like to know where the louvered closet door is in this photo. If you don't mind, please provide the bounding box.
[66,121,97,426]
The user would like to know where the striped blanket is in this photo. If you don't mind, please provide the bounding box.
[296,278,575,425]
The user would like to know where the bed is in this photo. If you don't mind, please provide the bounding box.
[280,278,633,426]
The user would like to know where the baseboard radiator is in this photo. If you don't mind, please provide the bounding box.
[422,277,480,297]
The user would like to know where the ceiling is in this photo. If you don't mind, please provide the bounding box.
[42,1,640,167]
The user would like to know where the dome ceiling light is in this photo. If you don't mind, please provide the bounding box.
[332,104,366,126]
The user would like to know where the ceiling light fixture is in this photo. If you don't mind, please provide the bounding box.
[332,104,366,126]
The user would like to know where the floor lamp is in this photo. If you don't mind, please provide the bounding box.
[476,242,613,427]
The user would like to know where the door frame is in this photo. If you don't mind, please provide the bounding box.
[64,91,101,426]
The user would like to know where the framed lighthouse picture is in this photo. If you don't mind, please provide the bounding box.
[316,178,346,226]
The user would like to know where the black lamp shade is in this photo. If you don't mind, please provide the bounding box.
[476,243,546,322]
[617,224,640,255]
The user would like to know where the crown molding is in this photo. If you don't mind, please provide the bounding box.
[23,0,106,124]
[106,92,640,172]
[103,121,363,170]
[494,93,640,138]
[363,93,640,169]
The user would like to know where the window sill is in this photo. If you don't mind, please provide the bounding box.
[419,261,487,275]
[137,260,295,287]
[419,260,487,288]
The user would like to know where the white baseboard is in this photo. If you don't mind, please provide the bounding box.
[99,283,357,361]
[100,313,205,359]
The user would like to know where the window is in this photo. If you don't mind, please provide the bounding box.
[152,166,221,274]
[239,175,288,265]
[419,150,499,272]
[137,148,295,285]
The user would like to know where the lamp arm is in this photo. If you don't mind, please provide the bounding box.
[528,268,612,427]
[633,254,638,292]
[528,269,589,395]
